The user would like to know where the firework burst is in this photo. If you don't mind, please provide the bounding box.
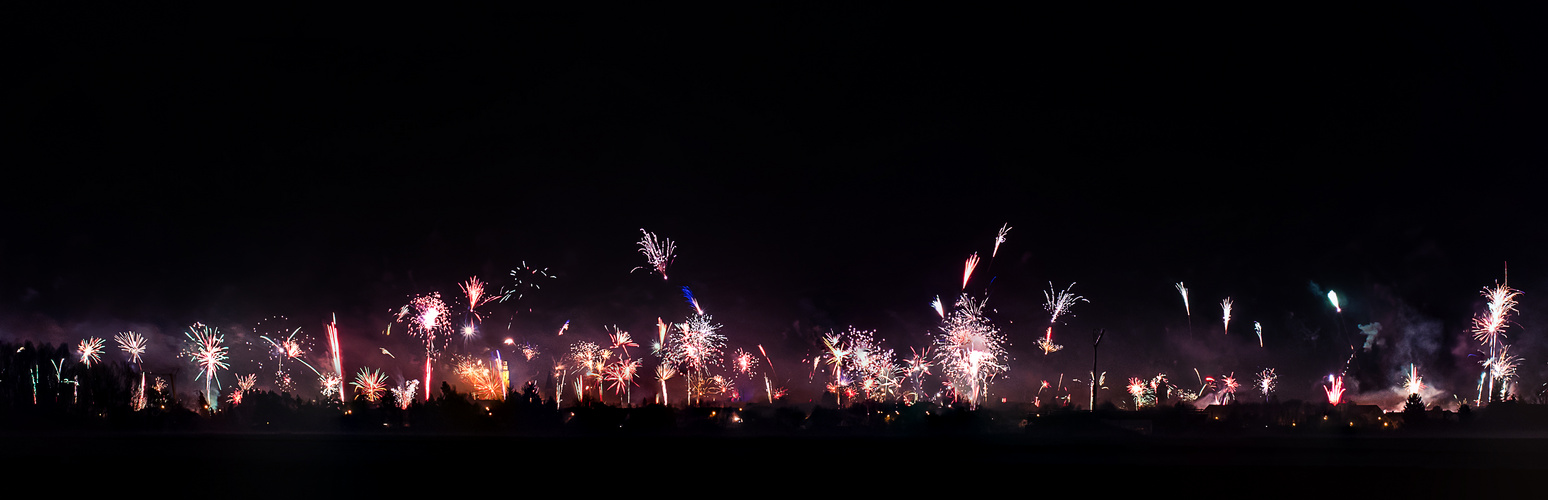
[1324,375,1345,406]
[77,337,105,367]
[1403,364,1423,396]
[459,276,499,323]
[933,294,1006,408]
[1471,283,1521,348]
[1044,282,1088,324]
[632,229,676,280]
[400,293,453,357]
[732,348,760,378]
[499,261,556,302]
[114,332,147,365]
[454,356,505,400]
[1255,368,1277,398]
[183,323,230,410]
[352,367,389,402]
[391,379,419,410]
[1035,327,1063,355]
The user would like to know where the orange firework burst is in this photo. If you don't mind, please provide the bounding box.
[455,356,504,400]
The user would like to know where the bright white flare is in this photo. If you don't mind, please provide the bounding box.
[1175,282,1190,316]
[77,337,105,367]
[115,332,147,364]
[1220,297,1233,334]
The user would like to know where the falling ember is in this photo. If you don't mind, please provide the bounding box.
[1327,291,1341,313]
[1175,282,1190,316]
[1044,282,1088,324]
[992,223,1011,258]
[77,337,105,367]
[114,332,147,365]
[1324,375,1345,406]
[962,253,979,291]
[632,229,676,280]
[1220,297,1233,334]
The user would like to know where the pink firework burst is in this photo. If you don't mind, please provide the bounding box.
[1324,375,1346,406]
[632,229,676,280]
[459,276,498,323]
[400,293,453,357]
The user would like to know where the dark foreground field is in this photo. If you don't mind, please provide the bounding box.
[9,431,1546,495]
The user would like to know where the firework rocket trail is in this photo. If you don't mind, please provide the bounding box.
[326,316,345,404]
[1175,282,1190,316]
[682,287,703,316]
[1254,321,1263,347]
[1327,291,1341,313]
[632,229,676,280]
[931,296,945,319]
[992,223,1011,258]
[961,253,979,291]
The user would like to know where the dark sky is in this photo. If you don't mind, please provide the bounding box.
[7,5,1548,406]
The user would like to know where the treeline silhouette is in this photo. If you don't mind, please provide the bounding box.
[9,341,1548,436]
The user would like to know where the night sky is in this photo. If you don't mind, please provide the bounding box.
[8,5,1548,406]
